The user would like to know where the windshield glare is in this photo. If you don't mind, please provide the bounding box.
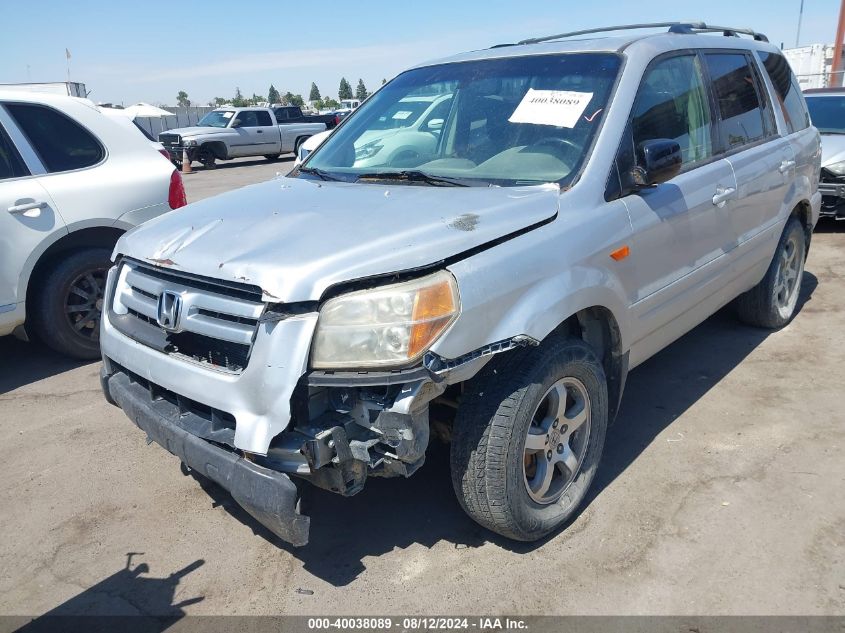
[198,110,235,128]
[806,96,845,134]
[302,53,621,186]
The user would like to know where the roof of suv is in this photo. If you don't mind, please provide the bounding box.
[412,24,779,69]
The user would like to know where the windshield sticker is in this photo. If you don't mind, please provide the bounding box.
[508,89,594,128]
[222,111,234,119]
[392,110,413,120]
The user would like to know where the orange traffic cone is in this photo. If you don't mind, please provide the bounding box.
[181,147,193,175]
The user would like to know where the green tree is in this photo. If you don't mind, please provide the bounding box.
[338,77,353,100]
[355,78,368,101]
[176,90,190,107]
[313,99,324,110]
[268,84,281,105]
[309,82,321,101]
[323,97,340,109]
[232,87,246,107]
[213,96,228,106]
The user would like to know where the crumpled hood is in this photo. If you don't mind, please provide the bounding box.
[161,126,229,138]
[115,176,560,302]
[820,133,845,167]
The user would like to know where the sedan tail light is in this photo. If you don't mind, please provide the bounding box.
[168,169,187,209]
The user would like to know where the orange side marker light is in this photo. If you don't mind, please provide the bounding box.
[610,245,630,261]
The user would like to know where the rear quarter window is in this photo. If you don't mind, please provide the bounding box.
[757,51,811,133]
[0,123,28,180]
[704,53,770,150]
[5,103,104,173]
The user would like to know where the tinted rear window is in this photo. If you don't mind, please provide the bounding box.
[5,103,104,173]
[0,122,28,180]
[704,54,767,149]
[757,51,810,133]
[255,110,272,126]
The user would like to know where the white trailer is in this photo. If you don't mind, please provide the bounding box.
[783,44,845,90]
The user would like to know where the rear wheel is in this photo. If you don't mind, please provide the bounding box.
[30,248,112,359]
[736,217,806,329]
[264,154,281,161]
[293,137,307,156]
[450,337,608,541]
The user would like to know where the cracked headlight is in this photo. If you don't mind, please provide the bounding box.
[311,270,460,369]
[825,160,845,176]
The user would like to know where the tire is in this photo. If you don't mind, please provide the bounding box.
[198,146,216,169]
[450,337,608,541]
[30,248,112,360]
[736,216,806,329]
[293,137,307,156]
[264,154,281,161]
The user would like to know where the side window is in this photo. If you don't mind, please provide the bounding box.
[255,110,272,126]
[757,51,811,133]
[632,54,713,167]
[236,111,259,127]
[0,122,29,180]
[275,108,289,121]
[703,53,768,149]
[5,103,103,173]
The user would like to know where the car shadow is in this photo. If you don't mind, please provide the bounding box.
[812,217,845,233]
[0,336,94,395]
[12,553,204,632]
[188,271,819,587]
[197,156,295,172]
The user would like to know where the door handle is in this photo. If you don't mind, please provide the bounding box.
[256,129,263,133]
[8,201,47,216]
[779,159,796,174]
[712,187,736,207]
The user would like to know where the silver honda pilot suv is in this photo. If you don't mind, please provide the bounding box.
[100,22,820,546]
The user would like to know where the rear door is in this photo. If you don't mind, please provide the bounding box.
[0,108,63,311]
[613,52,738,358]
[702,52,794,248]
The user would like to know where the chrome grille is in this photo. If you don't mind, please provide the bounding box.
[110,260,265,372]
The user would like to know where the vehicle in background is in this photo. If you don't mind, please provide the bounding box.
[272,105,340,130]
[0,81,88,98]
[804,87,845,219]
[101,23,819,547]
[294,129,330,165]
[159,107,326,169]
[351,94,453,169]
[0,91,186,358]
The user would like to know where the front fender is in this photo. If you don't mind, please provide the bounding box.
[434,212,632,361]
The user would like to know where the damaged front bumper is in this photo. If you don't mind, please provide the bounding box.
[102,367,310,546]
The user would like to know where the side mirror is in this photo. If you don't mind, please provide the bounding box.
[230,119,242,128]
[633,139,682,186]
[426,118,444,131]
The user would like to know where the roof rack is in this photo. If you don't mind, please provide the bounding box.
[514,21,769,46]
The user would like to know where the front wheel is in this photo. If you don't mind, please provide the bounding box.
[736,216,806,329]
[197,146,216,169]
[450,337,608,541]
[264,154,281,161]
[30,248,113,359]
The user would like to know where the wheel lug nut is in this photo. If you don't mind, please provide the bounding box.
[557,443,564,454]
[561,425,568,433]
[546,450,552,461]
[552,420,558,428]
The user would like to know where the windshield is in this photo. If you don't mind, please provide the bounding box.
[197,110,235,128]
[805,96,845,134]
[301,53,621,186]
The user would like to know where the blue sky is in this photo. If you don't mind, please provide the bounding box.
[1,0,841,106]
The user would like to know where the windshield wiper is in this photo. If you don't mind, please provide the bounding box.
[298,166,342,181]
[356,170,472,187]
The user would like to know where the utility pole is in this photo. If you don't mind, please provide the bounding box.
[796,0,804,47]
[832,0,845,87]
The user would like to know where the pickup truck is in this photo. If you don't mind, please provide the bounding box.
[272,105,340,130]
[159,107,326,168]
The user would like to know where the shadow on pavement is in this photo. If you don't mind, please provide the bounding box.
[190,271,819,587]
[0,337,93,395]
[192,156,295,172]
[13,554,204,632]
